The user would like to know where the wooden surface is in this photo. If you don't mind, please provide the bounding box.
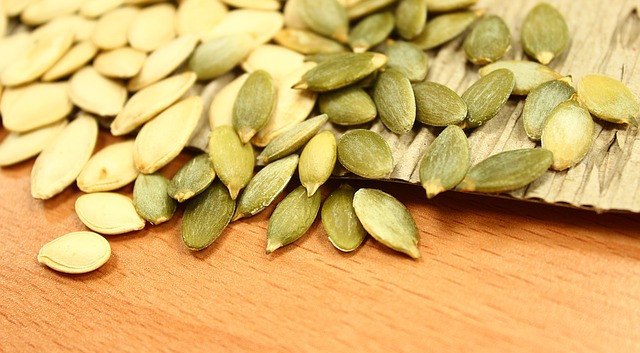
[1,130,640,353]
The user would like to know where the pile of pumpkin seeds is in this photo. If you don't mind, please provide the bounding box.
[0,0,637,273]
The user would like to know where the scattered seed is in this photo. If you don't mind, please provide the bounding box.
[521,3,569,65]
[523,78,575,140]
[297,0,349,42]
[1,82,72,132]
[91,6,140,50]
[461,68,515,128]
[128,3,176,52]
[322,184,366,252]
[479,60,563,95]
[134,173,177,225]
[463,15,511,65]
[42,40,98,82]
[241,44,305,80]
[419,125,470,198]
[75,192,146,235]
[93,47,147,79]
[37,231,111,274]
[69,67,127,117]
[176,0,228,37]
[577,74,639,126]
[168,154,216,202]
[337,129,394,179]
[299,131,337,196]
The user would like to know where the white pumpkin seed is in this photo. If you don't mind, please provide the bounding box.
[69,67,127,116]
[201,9,284,45]
[91,6,140,50]
[0,120,67,167]
[209,73,250,129]
[38,231,111,274]
[32,15,97,42]
[75,192,146,235]
[176,0,228,37]
[241,44,305,80]
[42,41,98,82]
[80,0,124,18]
[77,140,139,193]
[21,0,84,25]
[93,47,147,79]
[128,3,177,52]
[1,82,73,132]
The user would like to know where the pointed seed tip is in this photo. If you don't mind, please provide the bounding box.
[292,80,308,90]
[265,240,282,255]
[536,52,554,65]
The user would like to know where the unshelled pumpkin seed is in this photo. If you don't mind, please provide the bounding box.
[209,73,249,129]
[201,9,284,45]
[69,67,127,116]
[294,52,387,92]
[299,131,337,196]
[257,114,328,164]
[80,0,124,18]
[0,120,67,167]
[221,0,280,10]
[337,129,394,179]
[233,70,277,143]
[168,154,216,202]
[209,126,255,199]
[461,68,515,128]
[134,173,177,225]
[419,125,470,198]
[266,186,321,254]
[577,74,639,126]
[319,86,377,126]
[479,60,563,95]
[127,3,176,52]
[414,81,467,126]
[91,6,139,50]
[521,3,569,65]
[1,82,72,132]
[241,44,305,80]
[42,40,98,81]
[322,184,366,252]
[93,47,147,79]
[182,181,236,250]
[77,140,138,193]
[176,0,228,36]
[75,192,146,235]
[523,78,575,140]
[373,68,416,134]
[37,231,111,274]
[463,15,511,65]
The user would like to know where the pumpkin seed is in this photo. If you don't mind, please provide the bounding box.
[427,0,476,12]
[257,114,328,164]
[461,68,515,129]
[373,68,416,134]
[77,140,139,193]
[299,131,337,196]
[233,154,298,221]
[4,0,38,16]
[347,0,397,20]
[221,0,280,10]
[414,81,467,126]
[0,120,67,167]
[304,52,351,64]
[348,11,395,52]
[0,33,33,75]
[321,184,366,252]
[69,67,127,116]
[297,0,349,42]
[21,0,84,25]
[411,9,483,50]
[134,173,177,225]
[128,3,176,52]
[283,0,308,30]
[209,73,249,129]
[319,86,377,126]
[93,47,147,79]
[241,44,305,80]
[479,60,563,95]
[37,231,111,274]
[266,185,321,254]
[209,126,255,199]
[80,0,124,18]
[463,15,511,65]
[395,0,427,40]
[42,41,98,81]
[1,82,72,132]
[168,154,216,202]
[384,40,428,82]
[353,188,420,259]
[419,125,469,198]
[293,52,387,92]
[75,192,146,235]
[233,70,277,143]
[523,78,575,140]
[176,0,228,36]
[337,129,394,179]
[521,3,569,65]
[577,74,639,126]
[91,6,140,50]
[201,9,284,45]
[457,148,553,193]
[189,34,255,80]
[274,28,347,54]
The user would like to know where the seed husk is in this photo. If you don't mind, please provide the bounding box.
[209,73,249,129]
[337,129,394,179]
[32,14,96,42]
[414,81,467,126]
[577,74,639,126]
[189,34,255,81]
[241,44,305,80]
[4,0,36,16]
[127,3,176,52]
[411,9,483,50]
[91,6,139,50]
[201,9,284,45]
[321,184,366,252]
[69,67,127,116]
[395,0,427,40]
[0,120,67,167]
[297,0,349,43]
[457,148,553,193]
[37,231,111,274]
[176,0,228,36]
[479,60,563,95]
[1,82,72,132]
[233,70,277,143]
[384,40,428,82]
[523,78,575,140]
[77,140,139,193]
[93,47,147,79]
[209,126,255,199]
[133,96,203,173]
[461,68,515,129]
[347,0,397,20]
[42,40,98,81]
[348,11,395,52]
[80,0,124,18]
[373,68,416,134]
[319,86,377,126]
[21,0,84,25]
[463,15,511,65]
[233,154,299,221]
[353,188,420,259]
[31,114,98,200]
[521,3,569,65]
[541,100,595,171]
[427,0,477,12]
[0,33,33,75]
[294,52,387,92]
[266,185,322,254]
[419,125,470,198]
[274,28,347,54]
[168,154,216,202]
[134,173,177,225]
[257,114,328,164]
[182,181,236,250]
[221,0,280,10]
[299,131,337,196]
[75,192,146,235]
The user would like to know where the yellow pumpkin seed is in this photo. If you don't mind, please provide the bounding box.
[241,44,305,80]
[577,74,639,126]
[21,0,84,25]
[128,3,177,52]
[221,0,280,10]
[209,73,250,129]
[69,66,127,116]
[77,140,138,193]
[1,82,72,132]
[80,0,124,18]
[75,192,146,235]
[0,120,67,167]
[176,0,228,37]
[42,41,98,81]
[201,9,284,45]
[91,6,140,50]
[38,231,111,274]
[274,28,347,54]
[93,47,147,79]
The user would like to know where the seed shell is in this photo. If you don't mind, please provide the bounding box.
[322,184,366,252]
[209,126,255,199]
[202,9,283,45]
[42,41,98,82]
[414,81,467,126]
[523,78,575,140]
[319,86,377,126]
[297,0,349,42]
[521,3,569,65]
[233,70,277,143]
[274,28,347,54]
[80,0,124,18]
[384,40,428,82]
[32,14,95,42]
[257,114,328,164]
[1,82,72,132]
[209,73,250,129]
[419,125,470,198]
[463,15,511,65]
[127,3,176,52]
[69,67,127,116]
[395,0,427,40]
[241,44,305,80]
[176,0,228,36]
[294,52,387,92]
[348,11,395,52]
[134,173,177,225]
[168,154,216,202]
[411,9,483,50]
[37,231,111,274]
[93,47,147,79]
[479,60,563,95]
[373,68,416,134]
[0,120,67,167]
[461,68,515,128]
[577,74,639,126]
[299,131,337,196]
[21,0,84,25]
[75,192,146,235]
[77,140,139,193]
[189,34,255,80]
[91,6,140,50]
[337,129,394,179]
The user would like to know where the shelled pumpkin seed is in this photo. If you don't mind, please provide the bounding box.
[274,28,347,54]
[322,184,367,252]
[461,68,515,128]
[257,114,328,164]
[299,131,337,196]
[521,3,569,65]
[523,78,575,140]
[209,125,255,200]
[319,86,377,126]
[411,9,483,50]
[395,0,427,40]
[419,125,470,198]
[168,154,216,202]
[337,129,394,179]
[463,15,511,65]
[134,173,177,225]
[266,186,321,254]
[297,0,349,43]
[233,70,277,143]
[182,181,235,251]
[384,41,428,82]
[348,11,395,53]
[373,68,416,134]
[294,52,387,92]
[479,60,563,95]
[414,81,467,126]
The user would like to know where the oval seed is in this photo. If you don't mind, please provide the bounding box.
[233,70,277,143]
[37,231,111,274]
[337,129,394,179]
[32,14,96,43]
[419,125,470,198]
[209,126,255,200]
[93,47,147,79]
[134,173,177,225]
[283,0,307,29]
[414,81,467,126]
[384,41,428,82]
[0,33,33,75]
[297,0,349,43]
[411,9,483,50]
[347,0,397,20]
[461,68,515,128]
[1,82,72,132]
[479,60,563,95]
[21,0,84,25]
[127,3,176,52]
[521,3,569,65]
[294,52,387,92]
[577,74,639,126]
[31,114,98,200]
[427,0,476,12]
[542,101,595,171]
[319,86,377,126]
[321,184,366,252]
[75,192,146,235]
[233,154,299,221]
[395,0,427,40]
[91,6,140,50]
[69,67,127,117]
[77,140,139,193]
[209,74,249,129]
[189,34,255,80]
[373,68,416,134]
[353,188,420,259]
[523,78,575,140]
[348,11,395,53]
[201,9,284,45]
[42,41,98,82]
[0,120,67,167]
[176,0,228,36]
[274,28,347,54]
[80,0,124,18]
[266,186,321,254]
[241,44,305,80]
[463,15,511,65]
[457,148,553,193]
[168,154,216,202]
[257,114,328,164]
[299,131,337,196]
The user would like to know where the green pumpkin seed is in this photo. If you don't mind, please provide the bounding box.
[337,129,394,179]
[182,181,236,251]
[299,131,337,196]
[373,68,416,134]
[523,78,575,140]
[209,125,255,200]
[188,34,254,80]
[521,3,569,65]
[427,0,477,12]
[233,70,277,143]
[294,52,387,92]
[305,52,351,64]
[411,9,483,50]
[298,0,349,42]
[479,60,563,95]
[321,184,366,252]
[266,185,322,254]
[257,114,328,164]
[461,68,515,128]
[384,40,428,82]
[274,29,347,54]
[457,148,553,193]
[168,153,216,202]
[419,125,469,198]
[463,15,511,65]
[133,173,177,225]
[577,74,639,126]
[353,188,420,259]
[395,0,427,40]
[414,81,467,126]
[233,154,299,221]
[348,11,395,52]
[318,86,377,126]
[347,0,397,20]
[541,100,595,171]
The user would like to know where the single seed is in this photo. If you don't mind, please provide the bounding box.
[293,52,387,92]
[241,44,305,80]
[201,9,284,45]
[411,9,483,50]
[127,3,176,52]
[233,70,277,143]
[134,173,177,225]
[189,34,255,80]
[463,15,511,65]
[75,192,146,235]
[1,82,72,132]
[209,73,249,129]
[69,67,127,117]
[384,40,429,82]
[427,0,477,12]
[93,47,147,79]
[522,78,575,140]
[176,0,228,37]
[42,40,98,82]
[461,68,515,128]
[395,0,427,40]
[209,126,255,200]
[168,154,216,202]
[419,125,470,198]
[77,140,139,193]
[521,3,569,65]
[348,11,395,53]
[91,6,139,50]
[479,60,563,95]
[299,131,337,196]
[0,120,67,167]
[80,0,124,18]
[337,129,394,179]
[319,86,377,126]
[21,0,84,25]
[577,74,639,126]
[373,68,416,134]
[266,186,321,254]
[37,231,110,274]
[297,0,349,43]
[322,184,366,252]
[257,114,328,164]
[32,14,96,43]
[414,81,467,126]
[347,0,397,20]
[274,28,347,54]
